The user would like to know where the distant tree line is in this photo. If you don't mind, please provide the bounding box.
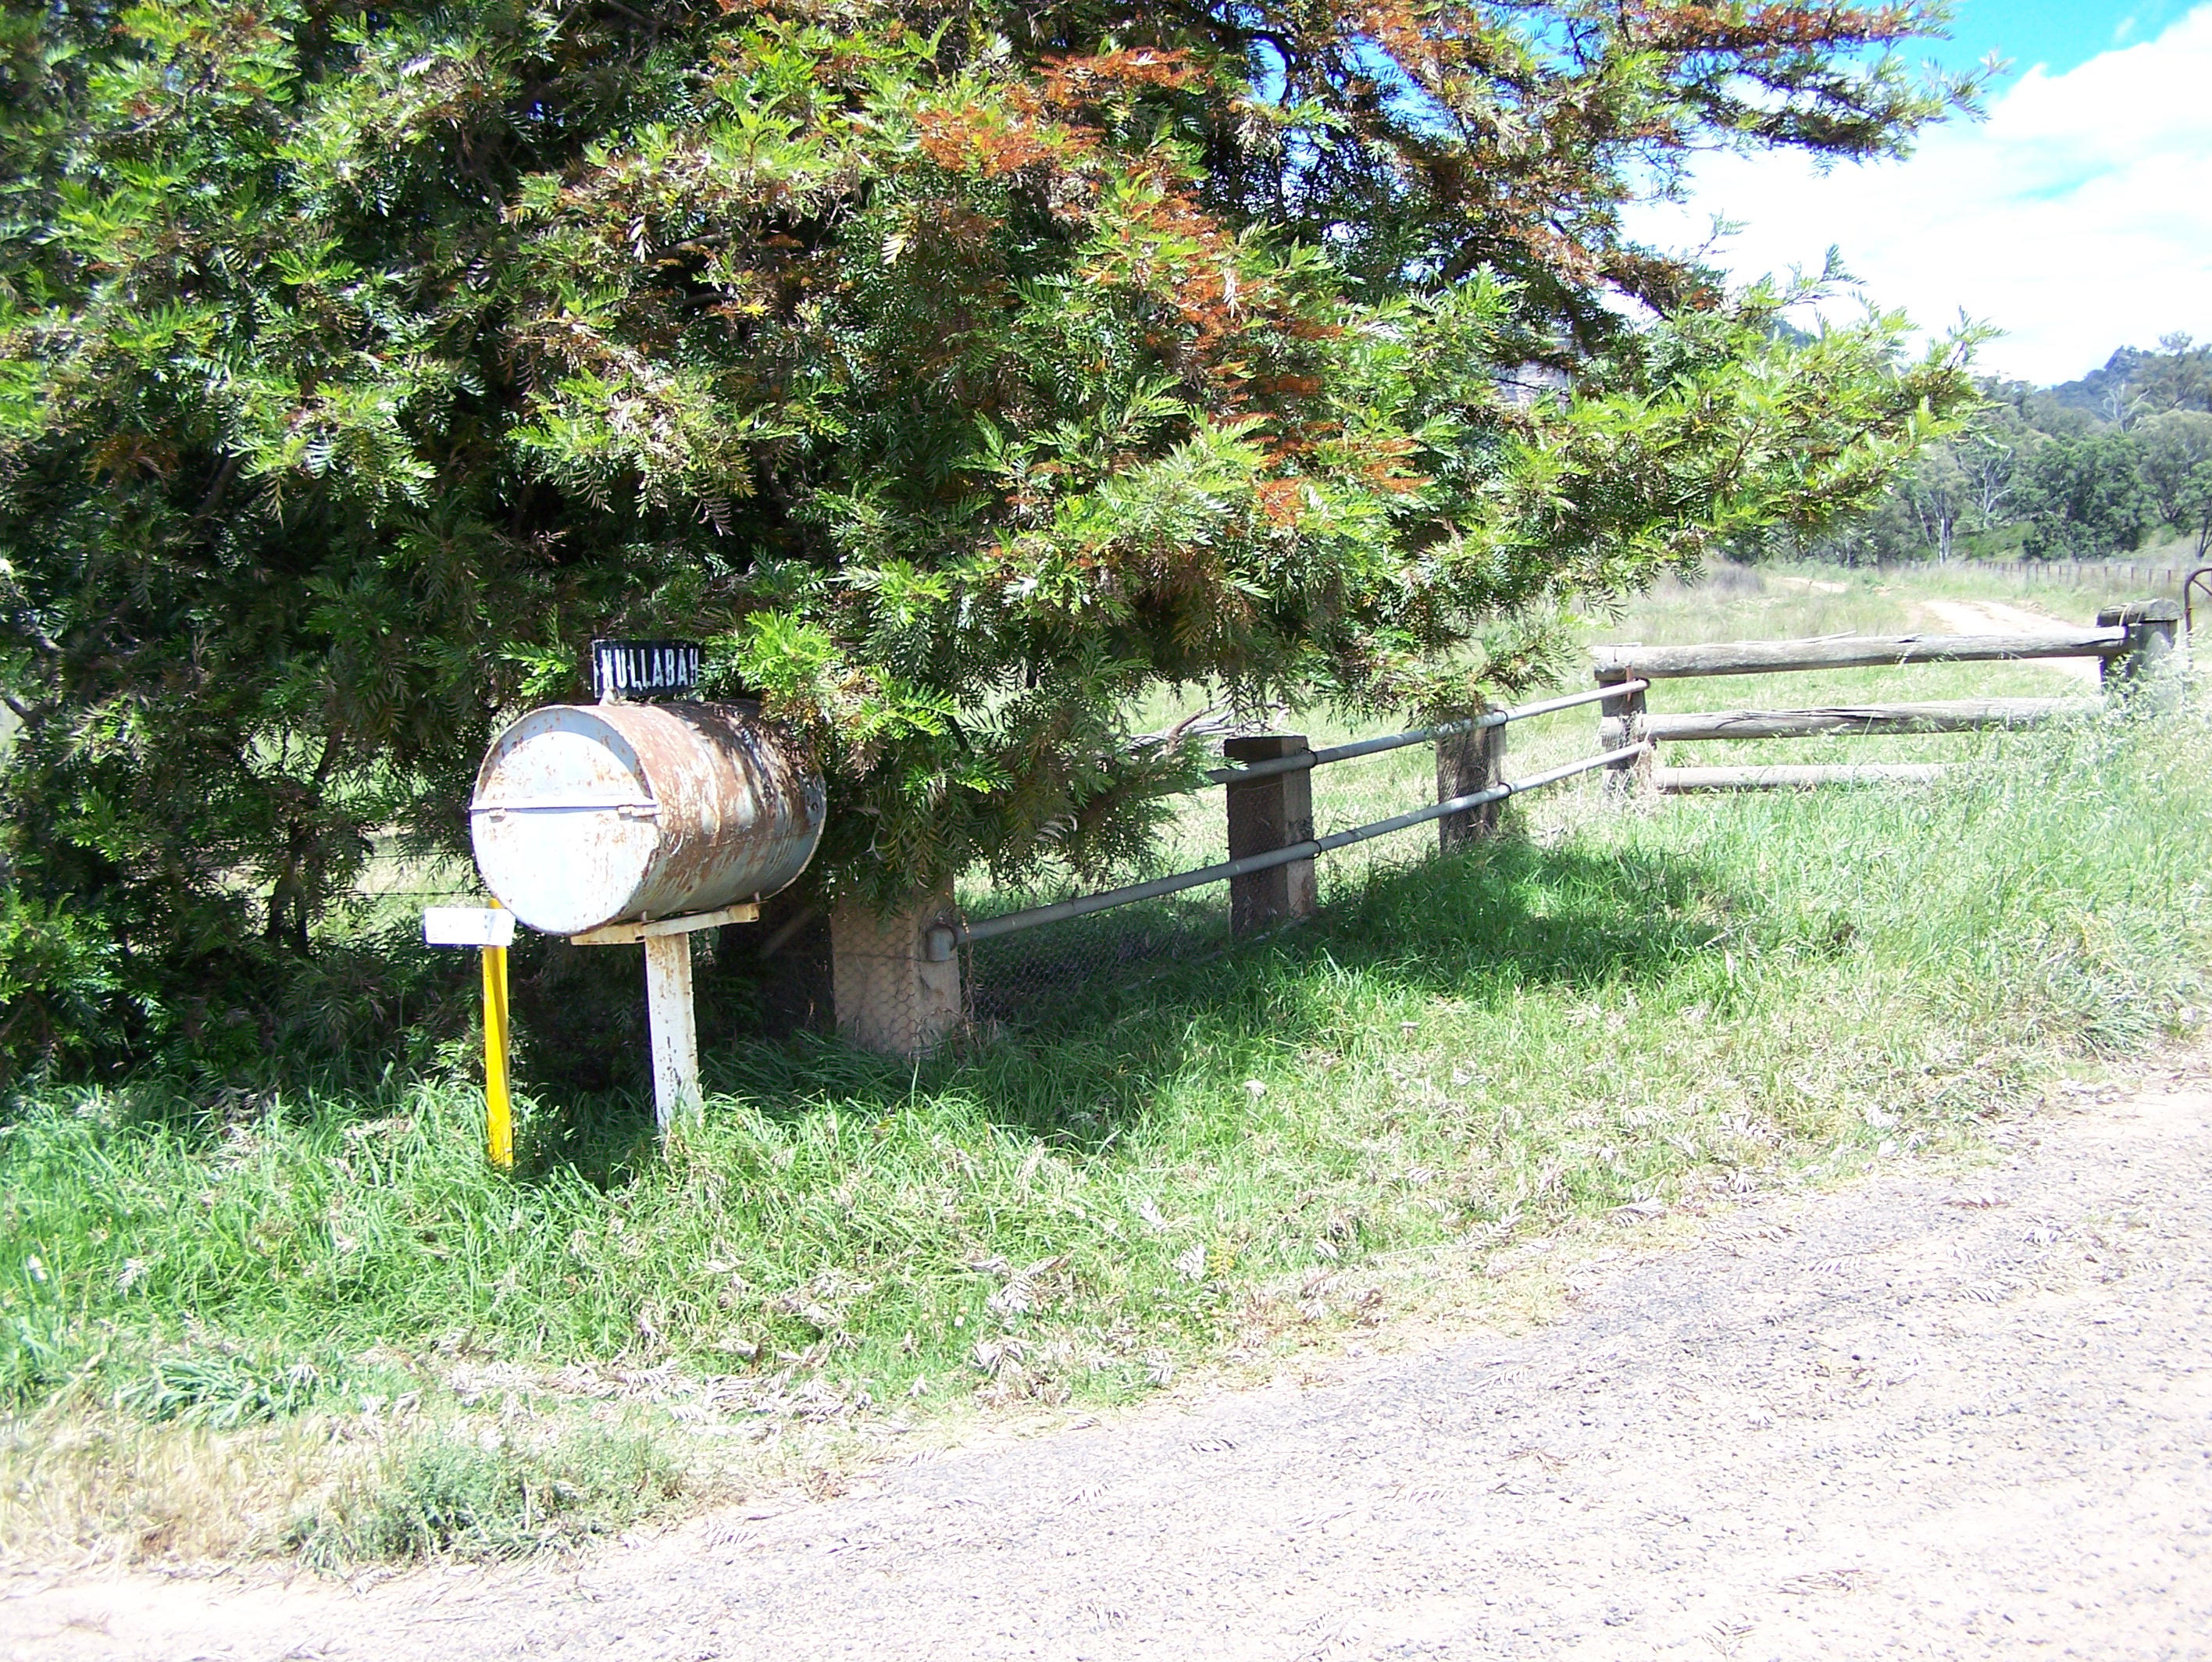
[1778,337,2212,565]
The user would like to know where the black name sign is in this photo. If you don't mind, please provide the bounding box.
[590,639,703,702]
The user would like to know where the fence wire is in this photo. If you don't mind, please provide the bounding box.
[961,885,1234,1031]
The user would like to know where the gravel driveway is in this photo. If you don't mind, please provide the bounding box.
[9,1057,2210,1661]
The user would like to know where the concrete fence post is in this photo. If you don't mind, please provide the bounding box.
[830,885,962,1056]
[1436,720,1506,849]
[1223,733,1317,935]
[2099,599,2185,710]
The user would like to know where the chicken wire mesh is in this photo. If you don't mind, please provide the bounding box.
[958,884,1236,1033]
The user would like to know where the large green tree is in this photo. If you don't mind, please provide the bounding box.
[1,0,1977,1068]
[2021,433,2151,559]
[2139,410,2212,558]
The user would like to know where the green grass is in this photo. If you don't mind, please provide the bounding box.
[5,566,2210,1565]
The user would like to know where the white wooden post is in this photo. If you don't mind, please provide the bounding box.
[643,933,699,1132]
[569,901,761,1137]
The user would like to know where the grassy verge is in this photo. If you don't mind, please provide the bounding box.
[5,575,2210,1569]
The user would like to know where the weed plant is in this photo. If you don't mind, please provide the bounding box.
[290,1425,683,1566]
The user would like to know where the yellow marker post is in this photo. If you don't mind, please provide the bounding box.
[424,902,517,1170]
[481,913,513,1170]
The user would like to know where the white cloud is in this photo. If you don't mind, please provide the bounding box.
[1623,5,2212,384]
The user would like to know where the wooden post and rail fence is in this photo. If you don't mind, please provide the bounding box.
[825,597,2190,1054]
[1593,599,2183,791]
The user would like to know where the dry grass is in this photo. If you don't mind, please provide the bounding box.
[2,1408,348,1566]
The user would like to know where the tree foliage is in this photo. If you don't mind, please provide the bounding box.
[0,0,1978,1071]
[2137,410,2212,558]
[2020,433,2152,559]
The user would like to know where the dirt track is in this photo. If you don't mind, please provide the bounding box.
[1920,599,2109,683]
[7,1058,2210,1661]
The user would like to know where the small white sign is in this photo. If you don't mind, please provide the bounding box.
[423,907,516,948]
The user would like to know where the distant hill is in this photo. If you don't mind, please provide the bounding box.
[2033,338,2212,427]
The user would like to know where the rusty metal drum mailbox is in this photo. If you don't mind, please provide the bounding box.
[469,701,825,937]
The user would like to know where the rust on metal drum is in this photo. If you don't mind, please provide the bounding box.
[469,701,825,936]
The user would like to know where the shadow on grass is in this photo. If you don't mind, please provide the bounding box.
[45,834,1750,1195]
[655,833,1750,1157]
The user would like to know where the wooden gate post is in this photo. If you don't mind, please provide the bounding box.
[830,886,962,1056]
[1596,662,1653,793]
[1223,733,1317,935]
[2099,599,2185,708]
[1436,720,1506,849]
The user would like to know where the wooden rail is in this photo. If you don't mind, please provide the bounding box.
[1590,629,2124,681]
[1600,697,2096,745]
[1655,763,1948,792]
[1593,602,2182,796]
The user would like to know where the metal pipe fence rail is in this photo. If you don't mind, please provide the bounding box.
[930,745,1646,959]
[1193,681,1647,786]
[926,681,1651,961]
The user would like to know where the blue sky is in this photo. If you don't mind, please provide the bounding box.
[1623,2,2212,384]
[1929,1,2190,75]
